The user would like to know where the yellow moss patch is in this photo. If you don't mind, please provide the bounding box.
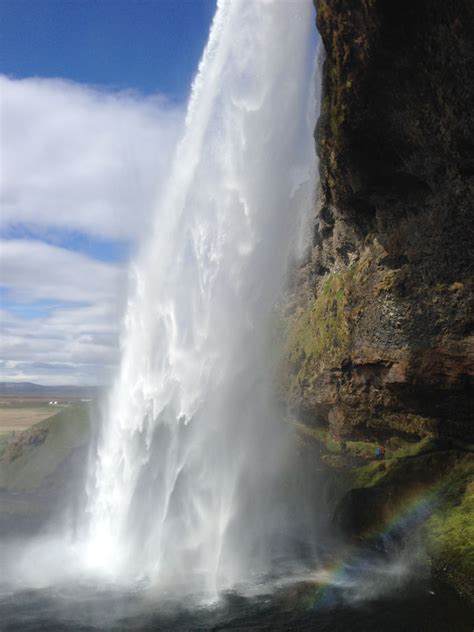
[281,251,381,400]
[376,270,397,293]
[284,271,351,396]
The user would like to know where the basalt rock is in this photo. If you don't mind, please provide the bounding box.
[283,1,474,443]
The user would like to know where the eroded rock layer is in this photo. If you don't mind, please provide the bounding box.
[284,0,474,443]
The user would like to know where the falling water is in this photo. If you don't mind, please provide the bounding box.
[3,5,473,629]
[85,0,319,594]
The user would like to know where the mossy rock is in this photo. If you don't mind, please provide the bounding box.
[282,268,356,401]
[425,459,474,600]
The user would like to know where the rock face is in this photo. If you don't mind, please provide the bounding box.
[284,0,474,443]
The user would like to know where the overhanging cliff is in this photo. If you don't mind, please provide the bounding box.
[284,0,474,444]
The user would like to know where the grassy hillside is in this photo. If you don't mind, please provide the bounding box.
[0,403,93,536]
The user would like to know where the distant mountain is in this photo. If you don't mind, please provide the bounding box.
[0,382,102,398]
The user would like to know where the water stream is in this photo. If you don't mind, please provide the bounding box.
[84,0,318,594]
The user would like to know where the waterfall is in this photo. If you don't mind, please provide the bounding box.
[85,0,319,594]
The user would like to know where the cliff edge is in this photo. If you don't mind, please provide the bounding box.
[281,0,474,601]
[284,0,473,444]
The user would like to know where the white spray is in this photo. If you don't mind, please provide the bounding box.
[85,0,319,595]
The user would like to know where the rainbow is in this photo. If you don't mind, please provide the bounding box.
[306,478,448,608]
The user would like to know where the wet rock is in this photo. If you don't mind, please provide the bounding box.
[284,0,474,443]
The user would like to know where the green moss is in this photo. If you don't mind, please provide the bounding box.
[295,419,435,460]
[350,460,391,488]
[388,435,436,458]
[284,270,353,397]
[298,424,374,458]
[294,417,443,492]
[425,459,474,587]
[295,422,340,452]
[351,453,473,598]
[428,485,474,567]
[316,0,329,20]
[321,454,348,469]
[382,413,438,438]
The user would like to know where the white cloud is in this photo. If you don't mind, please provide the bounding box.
[1,304,120,386]
[0,239,125,303]
[0,240,127,384]
[0,75,183,241]
[1,311,120,386]
[0,76,183,385]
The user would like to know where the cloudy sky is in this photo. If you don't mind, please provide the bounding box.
[0,0,216,385]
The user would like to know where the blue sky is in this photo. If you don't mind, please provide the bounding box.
[0,0,216,384]
[1,0,216,98]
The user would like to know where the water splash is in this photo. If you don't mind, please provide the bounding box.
[85,0,319,595]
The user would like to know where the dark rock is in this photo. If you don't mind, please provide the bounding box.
[285,0,474,443]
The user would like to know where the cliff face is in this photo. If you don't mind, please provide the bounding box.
[285,0,474,444]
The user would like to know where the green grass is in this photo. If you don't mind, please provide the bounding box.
[0,403,92,491]
[0,432,16,459]
[295,422,340,452]
[349,460,388,487]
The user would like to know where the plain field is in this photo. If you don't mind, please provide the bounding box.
[0,397,69,433]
